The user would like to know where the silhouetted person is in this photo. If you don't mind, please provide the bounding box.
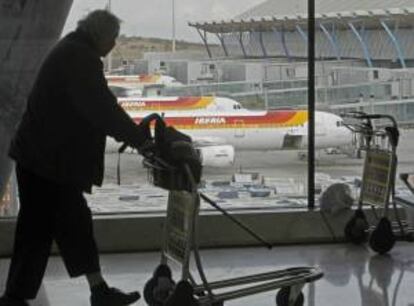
[0,10,147,306]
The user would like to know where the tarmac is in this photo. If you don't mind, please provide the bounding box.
[91,128,414,214]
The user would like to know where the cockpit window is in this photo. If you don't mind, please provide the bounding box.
[336,121,343,127]
[109,86,128,97]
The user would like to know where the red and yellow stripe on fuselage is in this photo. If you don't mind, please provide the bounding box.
[132,110,308,130]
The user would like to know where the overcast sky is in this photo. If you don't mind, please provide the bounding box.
[62,0,264,42]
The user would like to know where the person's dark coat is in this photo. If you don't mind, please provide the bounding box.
[9,30,148,192]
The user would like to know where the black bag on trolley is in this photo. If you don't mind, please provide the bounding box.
[149,117,202,192]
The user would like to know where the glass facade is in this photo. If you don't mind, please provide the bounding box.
[2,0,414,217]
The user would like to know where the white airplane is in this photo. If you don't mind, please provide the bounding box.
[108,105,352,167]
[106,74,182,98]
[118,96,244,113]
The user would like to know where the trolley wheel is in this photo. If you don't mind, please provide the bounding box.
[276,287,304,306]
[344,209,369,244]
[144,264,175,306]
[369,217,396,254]
[164,280,199,306]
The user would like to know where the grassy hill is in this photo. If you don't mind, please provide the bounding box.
[111,35,217,60]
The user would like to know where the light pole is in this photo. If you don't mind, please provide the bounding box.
[172,0,176,52]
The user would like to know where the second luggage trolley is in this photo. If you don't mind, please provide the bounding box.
[141,145,323,306]
[343,111,414,254]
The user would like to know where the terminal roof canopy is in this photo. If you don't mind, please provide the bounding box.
[236,0,414,19]
[189,1,414,33]
[189,8,414,33]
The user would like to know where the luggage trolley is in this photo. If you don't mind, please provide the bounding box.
[142,142,323,306]
[343,111,413,254]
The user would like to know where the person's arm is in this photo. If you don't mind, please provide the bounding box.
[65,49,149,148]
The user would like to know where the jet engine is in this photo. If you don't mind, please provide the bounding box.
[197,145,235,167]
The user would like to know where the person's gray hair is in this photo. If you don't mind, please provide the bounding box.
[77,10,121,42]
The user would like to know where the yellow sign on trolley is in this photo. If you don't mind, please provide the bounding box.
[361,150,395,207]
[164,190,197,263]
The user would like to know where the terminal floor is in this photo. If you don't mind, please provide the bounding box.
[1,243,414,306]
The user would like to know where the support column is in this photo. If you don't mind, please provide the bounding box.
[296,24,308,42]
[238,31,247,57]
[247,29,262,57]
[348,22,373,67]
[380,20,406,69]
[272,26,291,61]
[258,29,268,57]
[196,28,212,59]
[215,32,229,57]
[308,0,316,209]
[319,22,341,60]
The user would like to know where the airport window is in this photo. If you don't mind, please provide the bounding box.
[2,0,414,235]
[4,4,414,306]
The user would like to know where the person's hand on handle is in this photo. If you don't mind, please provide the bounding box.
[118,113,164,155]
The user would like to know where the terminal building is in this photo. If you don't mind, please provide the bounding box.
[117,0,414,124]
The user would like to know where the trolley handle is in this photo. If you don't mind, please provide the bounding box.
[342,112,397,128]
[341,112,399,148]
[341,111,369,120]
[361,114,398,128]
[341,111,374,131]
